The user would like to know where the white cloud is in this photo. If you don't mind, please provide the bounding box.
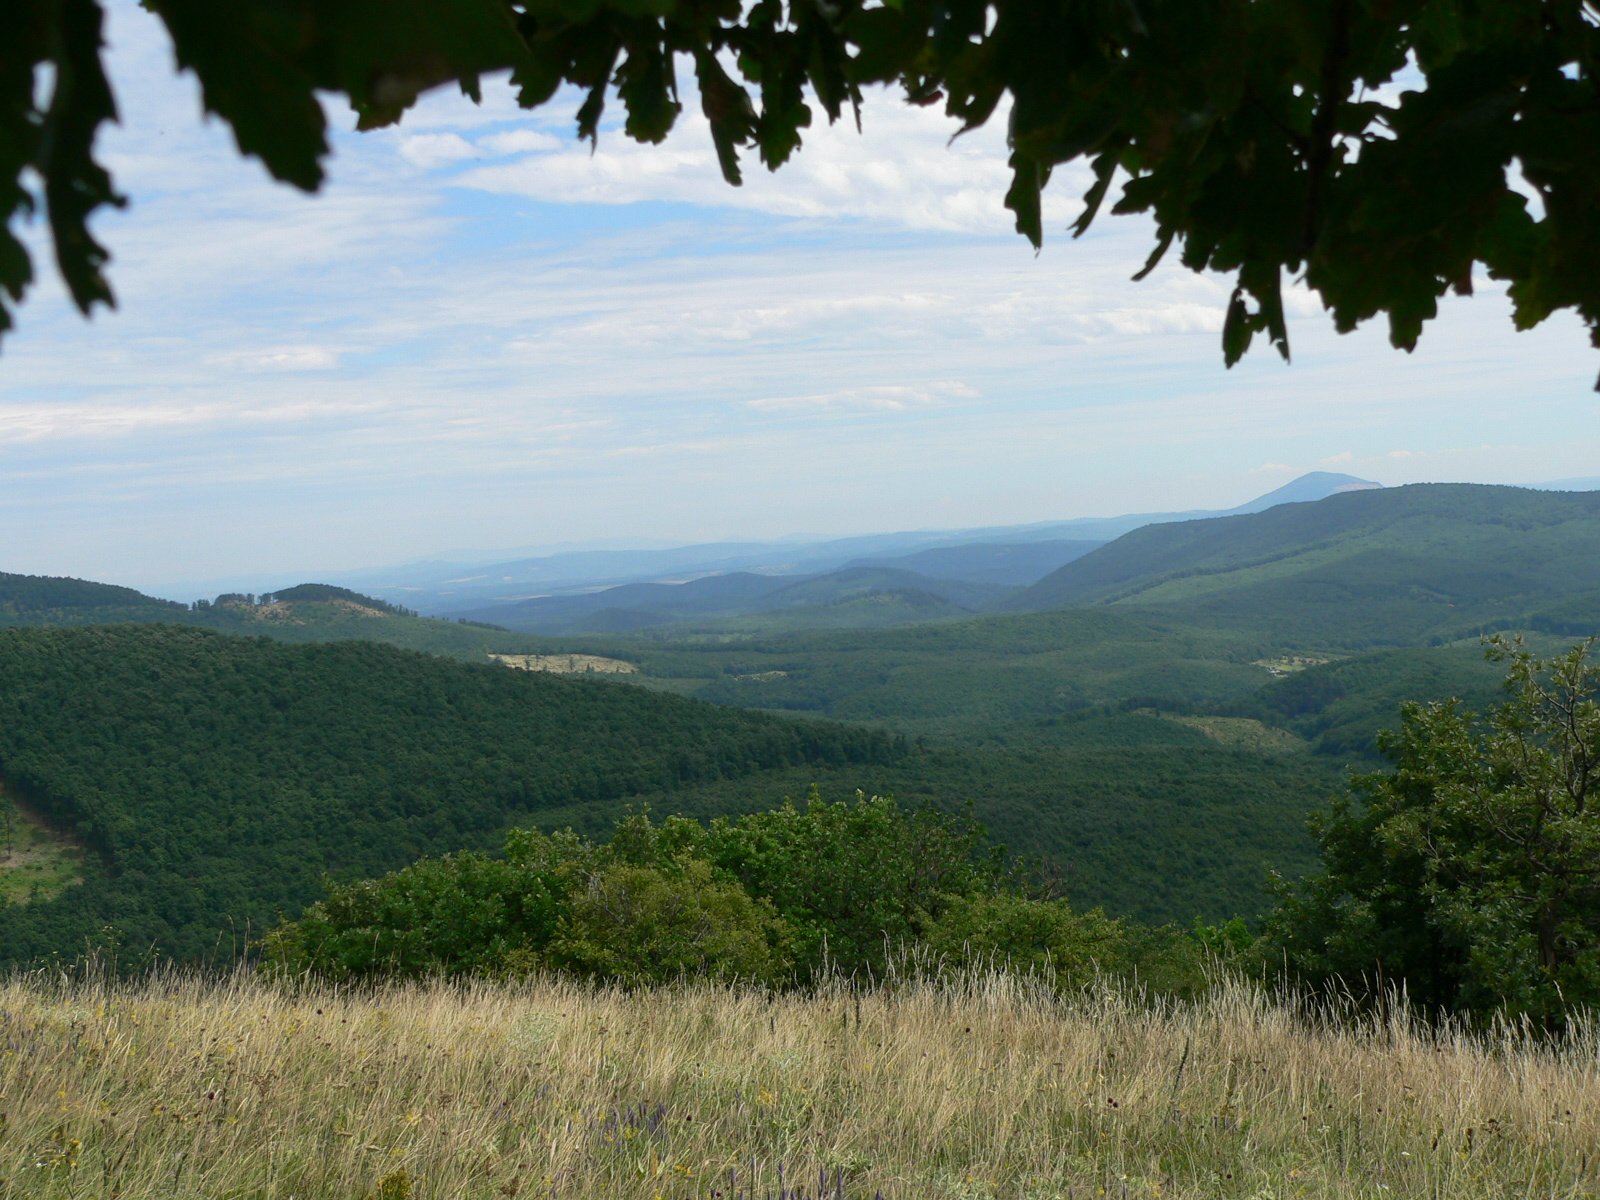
[477,129,562,156]
[747,382,977,413]
[398,133,479,169]
[455,93,1031,234]
[1322,451,1355,464]
[214,346,342,372]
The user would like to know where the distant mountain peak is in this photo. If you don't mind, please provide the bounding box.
[1227,471,1381,515]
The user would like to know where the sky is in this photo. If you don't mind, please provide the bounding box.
[2,2,1598,594]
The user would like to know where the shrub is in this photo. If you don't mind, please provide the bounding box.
[548,858,791,986]
[262,828,593,979]
[918,892,1124,983]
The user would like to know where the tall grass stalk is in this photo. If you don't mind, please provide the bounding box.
[1,968,1596,1198]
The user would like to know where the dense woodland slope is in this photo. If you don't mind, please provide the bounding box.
[0,625,899,964]
[1010,484,1600,644]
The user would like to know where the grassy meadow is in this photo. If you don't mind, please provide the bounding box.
[4,970,1598,1200]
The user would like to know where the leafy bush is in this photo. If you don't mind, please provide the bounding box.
[265,792,1219,996]
[633,789,1019,978]
[917,892,1125,981]
[262,829,593,980]
[267,793,1006,984]
[548,858,790,986]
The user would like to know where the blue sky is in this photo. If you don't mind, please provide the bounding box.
[2,2,1597,593]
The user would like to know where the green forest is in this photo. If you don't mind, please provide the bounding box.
[0,625,899,964]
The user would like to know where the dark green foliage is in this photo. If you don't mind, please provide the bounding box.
[517,725,1340,927]
[1525,590,1600,639]
[606,607,1272,734]
[0,572,181,617]
[917,893,1122,979]
[660,790,1015,978]
[269,794,1012,983]
[915,893,1217,999]
[7,1,1600,370]
[261,826,590,980]
[549,858,790,986]
[0,624,900,965]
[266,794,1212,992]
[1265,639,1600,1022]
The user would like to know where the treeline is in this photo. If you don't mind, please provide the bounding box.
[0,625,902,964]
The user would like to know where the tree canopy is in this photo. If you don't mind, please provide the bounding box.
[5,0,1598,376]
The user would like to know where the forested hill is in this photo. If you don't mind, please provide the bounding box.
[0,573,558,660]
[0,571,184,617]
[0,625,901,964]
[1009,484,1600,644]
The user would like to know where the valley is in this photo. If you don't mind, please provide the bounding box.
[0,477,1594,965]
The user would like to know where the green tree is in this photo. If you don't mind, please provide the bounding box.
[260,828,592,979]
[663,789,1019,978]
[548,857,791,986]
[1266,636,1600,1023]
[5,1,1598,374]
[918,892,1125,981]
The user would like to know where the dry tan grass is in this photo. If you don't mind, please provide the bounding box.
[2,970,1597,1199]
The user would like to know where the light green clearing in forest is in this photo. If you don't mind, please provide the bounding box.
[1162,714,1309,753]
[0,792,86,903]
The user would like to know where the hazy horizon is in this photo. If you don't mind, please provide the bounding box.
[132,470,1600,603]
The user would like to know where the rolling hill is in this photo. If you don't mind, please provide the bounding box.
[0,571,188,619]
[9,477,1599,951]
[0,573,562,661]
[841,538,1106,586]
[456,566,1011,634]
[1010,483,1600,645]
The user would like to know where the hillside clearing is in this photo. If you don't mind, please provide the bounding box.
[1161,714,1309,754]
[6,971,1596,1200]
[0,792,85,903]
[490,652,640,674]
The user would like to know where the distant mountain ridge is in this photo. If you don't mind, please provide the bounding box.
[453,566,1012,635]
[308,471,1381,616]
